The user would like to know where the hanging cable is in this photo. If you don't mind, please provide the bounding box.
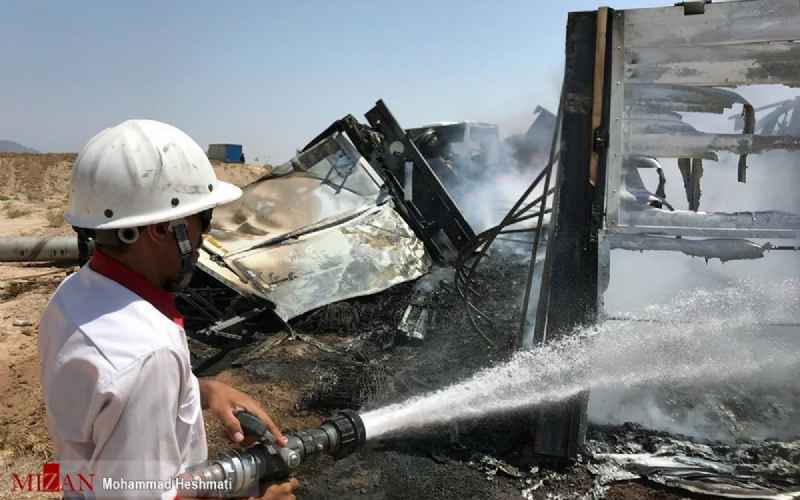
[453,77,566,347]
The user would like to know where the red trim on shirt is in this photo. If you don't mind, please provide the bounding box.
[89,249,184,328]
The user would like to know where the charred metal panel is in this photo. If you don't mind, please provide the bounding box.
[626,84,748,114]
[197,133,430,321]
[624,0,800,48]
[603,0,800,245]
[197,247,262,298]
[626,43,800,87]
[620,210,800,239]
[297,104,477,264]
[607,233,766,262]
[221,205,429,321]
[209,133,384,255]
[300,114,385,167]
[626,133,800,157]
[365,100,477,264]
[200,203,429,322]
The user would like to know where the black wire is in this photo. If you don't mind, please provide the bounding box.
[454,76,566,348]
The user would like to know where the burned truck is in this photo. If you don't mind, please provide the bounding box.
[180,101,479,371]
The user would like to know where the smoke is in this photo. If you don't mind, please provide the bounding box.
[426,112,554,240]
[449,155,546,233]
[589,359,800,442]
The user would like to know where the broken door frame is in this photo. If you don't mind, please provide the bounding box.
[526,7,613,461]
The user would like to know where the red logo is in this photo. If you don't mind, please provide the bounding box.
[11,463,94,493]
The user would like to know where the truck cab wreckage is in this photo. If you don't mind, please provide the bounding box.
[176,99,482,372]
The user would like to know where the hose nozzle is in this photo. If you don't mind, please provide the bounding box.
[178,410,366,497]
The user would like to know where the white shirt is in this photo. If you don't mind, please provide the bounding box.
[38,265,207,499]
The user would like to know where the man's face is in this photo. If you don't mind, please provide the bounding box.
[161,209,213,289]
[185,211,210,263]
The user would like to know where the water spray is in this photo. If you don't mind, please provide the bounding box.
[177,410,366,497]
[180,282,798,496]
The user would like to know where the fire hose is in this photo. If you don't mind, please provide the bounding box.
[177,410,366,498]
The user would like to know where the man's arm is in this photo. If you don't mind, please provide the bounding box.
[197,378,287,447]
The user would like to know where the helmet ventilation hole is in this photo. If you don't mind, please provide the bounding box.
[104,209,113,218]
[118,227,140,244]
[171,198,180,207]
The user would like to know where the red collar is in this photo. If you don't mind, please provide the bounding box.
[89,249,184,328]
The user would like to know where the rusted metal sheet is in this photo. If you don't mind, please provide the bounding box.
[626,42,800,87]
[216,205,430,321]
[623,0,800,49]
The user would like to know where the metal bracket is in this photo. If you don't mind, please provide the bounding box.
[592,127,608,152]
[676,0,711,16]
[194,306,273,346]
[364,99,476,263]
[738,103,756,183]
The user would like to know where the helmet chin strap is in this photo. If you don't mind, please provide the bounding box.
[166,219,195,292]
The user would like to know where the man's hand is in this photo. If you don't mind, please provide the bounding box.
[249,478,299,500]
[198,378,288,446]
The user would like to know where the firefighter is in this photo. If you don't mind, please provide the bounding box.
[38,120,298,499]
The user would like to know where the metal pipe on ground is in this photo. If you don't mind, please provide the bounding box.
[0,236,79,262]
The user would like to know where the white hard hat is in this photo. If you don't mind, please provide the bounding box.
[65,119,242,229]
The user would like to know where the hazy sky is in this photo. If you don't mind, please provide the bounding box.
[2,1,666,163]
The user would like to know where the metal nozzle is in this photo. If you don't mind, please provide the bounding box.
[178,410,366,498]
[322,409,367,458]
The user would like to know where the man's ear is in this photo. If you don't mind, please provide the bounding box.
[143,222,171,243]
